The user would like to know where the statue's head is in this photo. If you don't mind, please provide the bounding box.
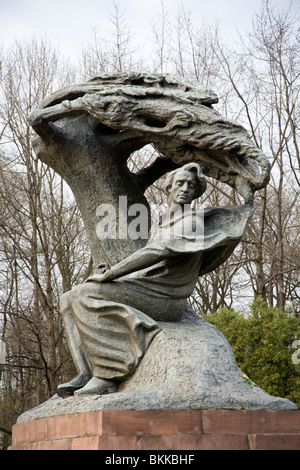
[163,163,207,206]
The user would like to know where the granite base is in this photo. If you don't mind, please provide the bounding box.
[9,409,300,450]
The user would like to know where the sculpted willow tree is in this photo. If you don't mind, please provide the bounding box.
[29,73,270,264]
[19,72,298,416]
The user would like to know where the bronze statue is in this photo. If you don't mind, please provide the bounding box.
[57,162,253,396]
[25,73,297,410]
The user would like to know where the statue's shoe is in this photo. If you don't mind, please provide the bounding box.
[74,377,118,395]
[57,374,91,398]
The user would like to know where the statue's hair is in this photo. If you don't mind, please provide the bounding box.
[163,163,207,200]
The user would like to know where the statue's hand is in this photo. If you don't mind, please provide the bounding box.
[28,108,44,127]
[85,269,115,283]
[95,262,111,274]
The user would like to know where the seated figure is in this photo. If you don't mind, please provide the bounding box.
[57,162,253,397]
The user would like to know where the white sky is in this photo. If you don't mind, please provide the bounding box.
[0,0,299,62]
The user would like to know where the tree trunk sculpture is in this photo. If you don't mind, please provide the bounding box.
[29,72,270,265]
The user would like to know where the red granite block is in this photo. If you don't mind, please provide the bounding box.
[48,413,85,440]
[138,433,249,450]
[34,418,48,442]
[11,419,48,445]
[10,443,23,450]
[249,433,300,450]
[9,441,38,450]
[11,422,26,445]
[101,410,203,435]
[84,410,103,436]
[202,410,300,435]
[71,436,100,450]
[98,434,140,450]
[36,438,72,450]
[153,426,178,435]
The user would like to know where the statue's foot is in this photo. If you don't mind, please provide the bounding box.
[57,373,91,398]
[74,377,118,396]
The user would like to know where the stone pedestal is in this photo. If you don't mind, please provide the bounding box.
[9,409,300,450]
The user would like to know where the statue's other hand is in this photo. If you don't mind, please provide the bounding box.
[95,262,111,274]
[85,269,114,283]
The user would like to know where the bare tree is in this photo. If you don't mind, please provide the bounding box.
[150,0,172,73]
[1,3,299,443]
[210,0,300,311]
[0,38,90,434]
[80,1,142,80]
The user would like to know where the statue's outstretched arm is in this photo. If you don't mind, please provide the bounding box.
[86,242,174,283]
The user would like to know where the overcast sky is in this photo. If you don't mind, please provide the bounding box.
[0,0,299,61]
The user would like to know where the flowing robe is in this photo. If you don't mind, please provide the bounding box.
[61,203,254,381]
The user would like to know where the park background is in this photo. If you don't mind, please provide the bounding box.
[0,0,299,449]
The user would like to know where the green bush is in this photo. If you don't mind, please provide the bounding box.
[206,299,300,407]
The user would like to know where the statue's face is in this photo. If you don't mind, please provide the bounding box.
[168,170,197,206]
